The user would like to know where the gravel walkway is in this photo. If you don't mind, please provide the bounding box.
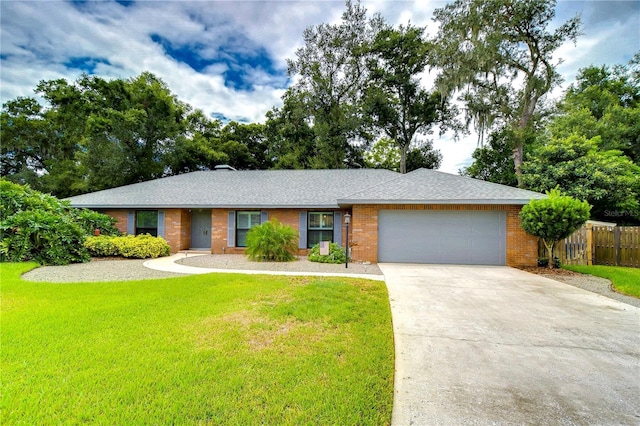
[22,258,186,283]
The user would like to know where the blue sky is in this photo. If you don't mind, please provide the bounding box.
[1,0,638,173]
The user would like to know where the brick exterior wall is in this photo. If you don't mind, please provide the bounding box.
[100,208,190,253]
[99,205,537,267]
[210,208,347,255]
[349,204,538,267]
[102,209,128,234]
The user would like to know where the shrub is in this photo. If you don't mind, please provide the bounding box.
[0,209,90,265]
[245,219,298,262]
[73,209,120,236]
[308,242,346,264]
[0,180,93,265]
[84,234,171,259]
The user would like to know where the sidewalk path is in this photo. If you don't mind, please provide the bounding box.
[143,253,385,281]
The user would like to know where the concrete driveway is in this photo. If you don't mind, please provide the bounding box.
[379,264,640,425]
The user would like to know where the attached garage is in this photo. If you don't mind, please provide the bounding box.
[378,210,507,265]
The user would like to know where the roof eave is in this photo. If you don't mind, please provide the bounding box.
[337,198,544,206]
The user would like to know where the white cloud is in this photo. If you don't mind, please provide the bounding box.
[1,0,637,173]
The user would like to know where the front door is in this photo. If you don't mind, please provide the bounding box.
[191,209,212,249]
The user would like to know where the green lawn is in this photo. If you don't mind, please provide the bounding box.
[563,264,640,298]
[1,263,394,425]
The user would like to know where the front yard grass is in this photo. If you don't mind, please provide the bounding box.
[563,264,640,298]
[1,263,394,425]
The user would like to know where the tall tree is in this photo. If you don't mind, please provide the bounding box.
[285,0,384,168]
[365,24,454,173]
[551,57,640,164]
[264,93,315,169]
[520,134,640,222]
[431,0,581,186]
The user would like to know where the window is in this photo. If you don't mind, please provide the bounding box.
[308,212,334,248]
[136,210,158,236]
[236,211,261,247]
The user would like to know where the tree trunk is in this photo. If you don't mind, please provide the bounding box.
[400,145,408,174]
[543,239,555,270]
[513,142,524,187]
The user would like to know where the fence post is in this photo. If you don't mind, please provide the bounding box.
[614,226,621,266]
[586,223,593,266]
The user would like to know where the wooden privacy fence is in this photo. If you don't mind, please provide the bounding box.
[538,225,640,268]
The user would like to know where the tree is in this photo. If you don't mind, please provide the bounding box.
[550,58,640,164]
[264,93,316,169]
[1,72,190,195]
[285,0,384,168]
[365,24,452,173]
[364,137,401,171]
[431,0,581,186]
[462,127,537,186]
[406,142,443,172]
[520,189,590,268]
[520,134,640,222]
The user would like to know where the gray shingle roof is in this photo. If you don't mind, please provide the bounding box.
[66,168,545,209]
[338,168,546,205]
[66,169,399,209]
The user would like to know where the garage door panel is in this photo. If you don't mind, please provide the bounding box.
[378,210,506,265]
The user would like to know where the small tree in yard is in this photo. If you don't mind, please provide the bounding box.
[245,219,298,262]
[520,189,591,268]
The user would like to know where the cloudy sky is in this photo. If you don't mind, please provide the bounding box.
[1,0,638,173]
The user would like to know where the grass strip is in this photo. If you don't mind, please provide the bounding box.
[563,264,640,298]
[1,263,394,425]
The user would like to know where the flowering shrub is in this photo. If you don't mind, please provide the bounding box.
[84,234,171,259]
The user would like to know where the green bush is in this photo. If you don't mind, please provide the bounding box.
[84,236,120,257]
[73,209,120,236]
[0,180,92,265]
[245,219,298,262]
[0,209,90,265]
[308,242,347,264]
[84,234,171,259]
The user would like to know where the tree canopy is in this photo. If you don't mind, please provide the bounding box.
[431,0,581,185]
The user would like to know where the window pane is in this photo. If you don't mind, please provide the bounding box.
[322,213,333,229]
[237,212,250,229]
[309,213,321,229]
[137,211,157,228]
[308,230,333,248]
[136,211,158,236]
[237,229,249,247]
[308,212,333,230]
[250,212,261,226]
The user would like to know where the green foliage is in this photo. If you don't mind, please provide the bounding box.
[521,134,640,221]
[245,219,298,262]
[73,209,119,236]
[1,209,90,265]
[84,234,171,259]
[284,0,384,168]
[431,0,582,184]
[308,242,347,264]
[551,60,640,164]
[366,24,455,173]
[520,189,591,268]
[0,180,98,265]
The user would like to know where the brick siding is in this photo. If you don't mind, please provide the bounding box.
[350,204,537,267]
[99,204,537,267]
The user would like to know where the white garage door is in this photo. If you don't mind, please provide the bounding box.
[378,210,506,265]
